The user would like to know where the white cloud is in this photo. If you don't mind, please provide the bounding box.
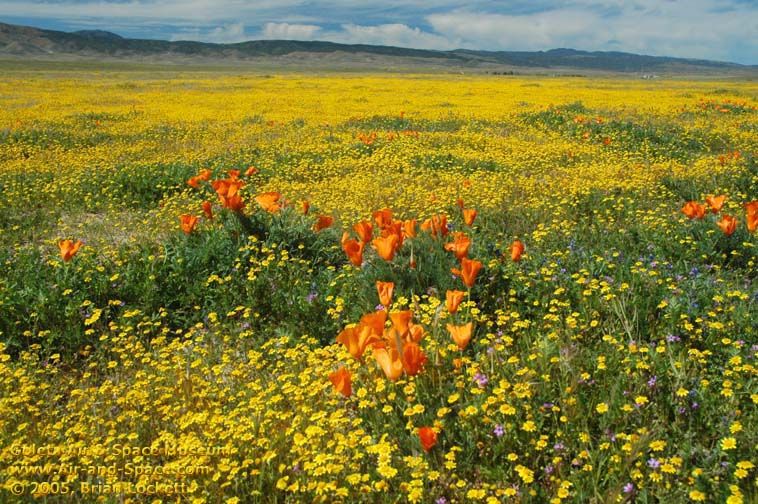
[261,22,322,40]
[330,23,457,50]
[426,1,758,62]
[204,22,247,43]
[427,10,598,51]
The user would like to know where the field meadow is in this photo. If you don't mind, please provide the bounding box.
[1,66,758,503]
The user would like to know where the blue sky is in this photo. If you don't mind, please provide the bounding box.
[1,1,756,64]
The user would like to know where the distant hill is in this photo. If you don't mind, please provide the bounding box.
[1,21,755,75]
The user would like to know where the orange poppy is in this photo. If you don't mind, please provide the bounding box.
[372,343,403,381]
[447,322,473,350]
[462,208,477,226]
[59,239,83,262]
[421,214,448,239]
[202,201,213,220]
[186,176,200,189]
[446,290,465,313]
[198,169,212,181]
[434,214,449,238]
[302,200,310,215]
[451,257,483,288]
[353,220,374,243]
[407,322,425,343]
[373,208,393,229]
[227,169,241,180]
[745,201,758,233]
[313,214,334,231]
[180,214,198,234]
[222,194,245,212]
[245,166,258,177]
[705,194,726,213]
[360,310,387,336]
[681,201,706,220]
[336,317,382,360]
[418,427,438,452]
[717,214,737,235]
[255,192,282,213]
[211,179,245,212]
[372,234,399,261]
[749,213,758,232]
[376,281,394,307]
[342,238,365,267]
[510,240,525,262]
[382,222,404,250]
[402,342,427,376]
[403,219,417,238]
[445,232,472,260]
[328,367,352,397]
[389,310,412,341]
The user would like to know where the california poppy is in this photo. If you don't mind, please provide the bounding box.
[59,239,83,262]
[403,219,417,238]
[446,290,465,313]
[313,214,334,231]
[222,194,245,212]
[212,178,244,198]
[421,214,448,239]
[360,310,387,336]
[373,208,393,229]
[353,220,374,243]
[418,427,438,452]
[510,240,525,262]
[447,322,473,350]
[255,192,282,213]
[381,221,404,250]
[402,342,427,376]
[342,238,365,267]
[745,201,758,233]
[336,320,382,360]
[407,322,425,344]
[372,234,399,261]
[433,214,449,238]
[706,194,726,213]
[212,179,246,211]
[328,367,352,398]
[389,310,412,342]
[180,214,199,235]
[451,257,483,288]
[186,176,200,189]
[463,208,477,226]
[302,200,310,215]
[227,169,241,180]
[717,214,737,235]
[376,281,394,308]
[682,201,706,220]
[198,169,212,181]
[245,165,258,177]
[746,214,758,233]
[202,201,213,220]
[372,343,404,381]
[445,232,471,260]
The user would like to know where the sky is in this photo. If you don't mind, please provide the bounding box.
[1,0,756,65]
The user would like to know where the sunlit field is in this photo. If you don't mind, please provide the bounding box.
[1,68,758,503]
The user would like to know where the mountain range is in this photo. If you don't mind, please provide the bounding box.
[1,21,755,75]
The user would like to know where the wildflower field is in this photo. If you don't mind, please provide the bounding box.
[1,67,758,503]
